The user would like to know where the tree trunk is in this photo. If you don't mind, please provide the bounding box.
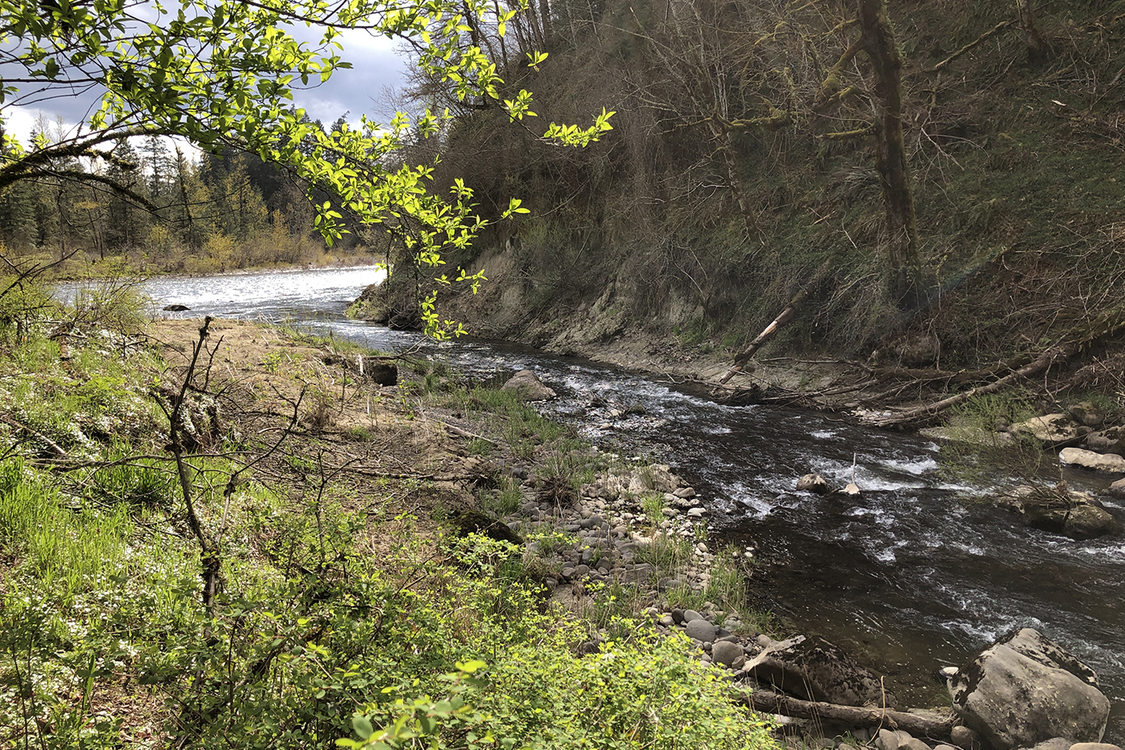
[717,288,808,385]
[857,0,919,305]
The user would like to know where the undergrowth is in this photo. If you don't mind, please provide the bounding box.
[0,274,776,749]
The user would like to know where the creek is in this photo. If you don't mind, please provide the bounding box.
[62,267,1125,739]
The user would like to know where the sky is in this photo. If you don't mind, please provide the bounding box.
[1,24,412,147]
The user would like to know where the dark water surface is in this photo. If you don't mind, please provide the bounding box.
[61,268,1125,738]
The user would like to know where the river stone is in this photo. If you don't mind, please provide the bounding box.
[1059,448,1125,474]
[1108,478,1125,499]
[501,370,556,401]
[797,473,830,494]
[878,729,933,750]
[1010,414,1082,446]
[1004,485,1121,540]
[1025,741,1075,750]
[711,640,745,669]
[743,634,887,707]
[1084,428,1123,455]
[1069,743,1124,750]
[1068,402,1107,428]
[950,725,981,750]
[950,628,1109,750]
[162,303,190,311]
[682,609,703,623]
[685,618,716,643]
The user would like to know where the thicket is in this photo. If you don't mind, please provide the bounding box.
[418,0,1125,368]
[0,269,775,748]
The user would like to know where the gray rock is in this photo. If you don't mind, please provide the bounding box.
[618,563,654,585]
[950,628,1110,750]
[673,487,697,499]
[1069,402,1107,428]
[742,634,888,707]
[875,728,932,750]
[1109,478,1125,499]
[1010,414,1082,446]
[877,728,904,750]
[949,726,981,750]
[501,370,556,401]
[1025,740,1074,750]
[1069,743,1123,750]
[1084,429,1123,454]
[712,640,745,669]
[685,618,717,643]
[1003,485,1121,540]
[797,473,830,494]
[682,609,703,623]
[1059,448,1125,474]
[658,615,674,627]
[686,507,706,517]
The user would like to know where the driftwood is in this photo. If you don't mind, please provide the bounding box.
[870,311,1125,429]
[718,289,808,386]
[739,690,956,740]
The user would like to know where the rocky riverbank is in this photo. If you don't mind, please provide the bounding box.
[484,371,1122,750]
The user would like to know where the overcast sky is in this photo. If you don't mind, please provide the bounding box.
[1,26,412,146]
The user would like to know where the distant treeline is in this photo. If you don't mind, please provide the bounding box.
[0,116,368,275]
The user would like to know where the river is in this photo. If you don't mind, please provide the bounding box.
[62,267,1125,738]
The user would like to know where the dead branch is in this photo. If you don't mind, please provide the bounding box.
[925,20,1015,73]
[157,316,223,612]
[738,689,955,739]
[870,310,1125,428]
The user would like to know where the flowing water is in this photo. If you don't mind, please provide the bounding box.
[62,267,1125,738]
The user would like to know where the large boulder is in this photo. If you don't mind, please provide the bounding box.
[1001,485,1121,541]
[1108,478,1125,500]
[1059,448,1125,474]
[1084,427,1123,455]
[1009,414,1083,447]
[949,628,1110,750]
[742,634,888,707]
[501,370,556,401]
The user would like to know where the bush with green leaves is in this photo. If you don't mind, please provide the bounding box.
[342,618,775,750]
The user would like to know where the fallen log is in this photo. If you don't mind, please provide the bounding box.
[738,689,956,740]
[717,288,808,386]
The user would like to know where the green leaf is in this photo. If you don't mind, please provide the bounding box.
[352,714,373,740]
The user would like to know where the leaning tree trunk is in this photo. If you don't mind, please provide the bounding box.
[857,0,920,306]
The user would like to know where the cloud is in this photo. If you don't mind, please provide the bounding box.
[0,20,411,144]
[293,29,411,126]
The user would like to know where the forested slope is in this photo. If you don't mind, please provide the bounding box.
[402,0,1124,379]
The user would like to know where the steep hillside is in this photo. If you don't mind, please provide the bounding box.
[368,0,1124,396]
